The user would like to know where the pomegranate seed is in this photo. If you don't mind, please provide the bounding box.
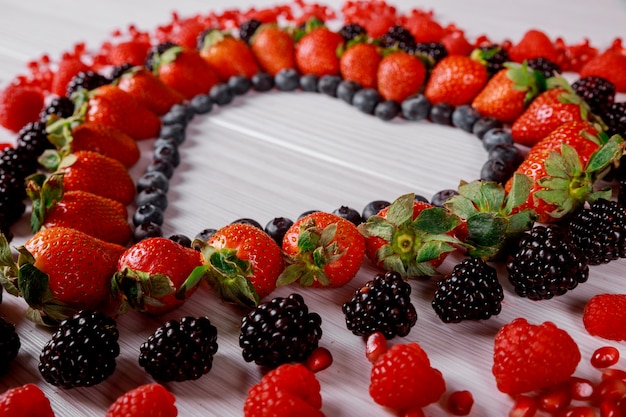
[305,346,333,373]
[447,390,473,415]
[596,377,626,404]
[599,400,622,417]
[569,377,596,401]
[602,369,626,383]
[538,384,571,413]
[591,347,620,369]
[618,397,626,415]
[365,332,387,364]
[404,408,426,417]
[562,406,597,417]
[509,395,538,417]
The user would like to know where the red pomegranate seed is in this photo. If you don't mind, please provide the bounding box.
[591,346,621,369]
[509,395,538,417]
[404,408,426,417]
[595,377,626,404]
[561,406,597,417]
[602,369,626,383]
[538,383,572,413]
[447,390,474,415]
[569,377,596,401]
[305,346,333,373]
[599,400,622,417]
[365,332,387,364]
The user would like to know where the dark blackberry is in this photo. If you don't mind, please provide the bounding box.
[506,225,589,300]
[332,205,363,225]
[603,102,626,138]
[65,70,110,97]
[239,293,322,368]
[0,146,38,178]
[473,44,510,77]
[571,76,615,116]
[526,57,561,79]
[39,96,74,122]
[108,63,133,81]
[264,217,294,246]
[0,316,20,374]
[16,121,52,157]
[38,310,119,388]
[342,271,417,339]
[145,42,177,71]
[566,199,626,265]
[414,42,448,65]
[339,23,367,41]
[432,258,503,323]
[239,19,262,44]
[139,316,218,382]
[379,25,416,52]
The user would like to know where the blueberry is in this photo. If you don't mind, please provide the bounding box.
[159,123,186,145]
[452,105,481,132]
[133,222,163,242]
[275,68,300,91]
[153,142,180,167]
[431,189,459,207]
[193,228,218,250]
[401,94,431,121]
[133,203,165,227]
[231,218,263,229]
[264,217,294,245]
[332,206,362,225]
[317,75,342,97]
[252,72,274,92]
[430,102,454,125]
[169,234,192,248]
[336,80,362,104]
[209,83,234,106]
[190,94,214,114]
[488,144,524,168]
[414,194,429,203]
[482,128,514,152]
[162,104,193,126]
[352,88,381,115]
[299,74,319,92]
[136,187,168,211]
[228,75,252,95]
[480,157,515,183]
[298,209,320,219]
[154,136,177,149]
[146,159,175,179]
[473,117,503,139]
[362,200,390,220]
[137,171,169,193]
[375,100,401,121]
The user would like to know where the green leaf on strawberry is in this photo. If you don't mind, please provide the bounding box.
[0,233,19,297]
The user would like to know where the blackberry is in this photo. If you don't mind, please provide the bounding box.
[342,271,417,339]
[239,19,262,44]
[603,102,626,138]
[145,42,177,71]
[39,96,74,122]
[339,23,367,41]
[379,25,416,52]
[38,310,119,388]
[139,316,218,382]
[473,44,510,77]
[506,225,589,300]
[566,199,626,265]
[0,146,38,179]
[571,76,615,116]
[432,258,503,323]
[108,63,133,81]
[239,293,322,368]
[526,57,561,79]
[0,316,20,374]
[65,70,110,97]
[414,42,448,65]
[16,121,52,157]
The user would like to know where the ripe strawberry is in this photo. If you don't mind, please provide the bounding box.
[582,293,626,341]
[250,24,297,76]
[339,41,382,89]
[369,342,446,411]
[278,211,366,288]
[0,227,125,324]
[113,66,184,116]
[508,29,559,63]
[358,193,462,278]
[198,30,259,81]
[0,384,55,417]
[377,51,427,102]
[295,22,345,77]
[472,62,546,123]
[0,82,45,133]
[580,50,626,93]
[492,318,581,395]
[50,56,91,97]
[424,55,488,106]
[198,223,284,307]
[243,363,324,417]
[112,237,205,315]
[105,383,177,417]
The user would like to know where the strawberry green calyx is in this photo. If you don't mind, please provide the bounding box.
[547,74,607,130]
[504,61,547,104]
[150,45,184,76]
[26,173,64,233]
[292,17,326,42]
[0,232,19,297]
[199,29,228,51]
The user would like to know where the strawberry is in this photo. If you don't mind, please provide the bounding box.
[580,50,626,93]
[0,227,125,324]
[358,193,462,278]
[277,211,366,288]
[0,82,45,133]
[424,55,488,106]
[508,29,559,64]
[27,173,131,246]
[112,237,206,315]
[492,318,581,395]
[105,383,177,417]
[582,293,626,341]
[50,56,91,97]
[113,66,184,116]
[369,342,446,411]
[243,363,324,417]
[377,51,427,103]
[295,21,345,77]
[339,41,382,89]
[198,30,259,81]
[250,24,297,76]
[148,43,220,100]
[197,223,284,307]
[0,384,55,417]
[471,62,546,123]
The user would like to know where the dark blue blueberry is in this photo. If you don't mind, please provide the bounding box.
[169,234,192,248]
[299,74,319,92]
[362,200,390,220]
[352,88,381,115]
[275,69,300,91]
[252,72,274,92]
[190,94,214,114]
[375,100,401,121]
[430,102,454,125]
[431,189,459,207]
[159,123,186,145]
[298,209,320,219]
[264,217,294,245]
[146,159,175,179]
[488,144,524,168]
[231,218,263,229]
[136,187,168,211]
[154,136,178,149]
[401,94,431,121]
[336,80,362,104]
[133,222,163,242]
[480,157,516,183]
[228,75,252,95]
[209,83,234,106]
[451,105,481,133]
[153,142,180,167]
[317,75,342,97]
[137,171,169,193]
[473,117,503,139]
[414,194,429,203]
[162,104,194,126]
[193,228,218,250]
[332,206,363,225]
[482,128,514,152]
[133,203,165,227]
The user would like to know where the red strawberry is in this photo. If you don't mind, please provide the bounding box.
[580,50,626,93]
[198,223,284,307]
[377,51,427,103]
[339,41,382,89]
[113,66,184,116]
[358,193,462,278]
[424,55,488,106]
[583,293,626,341]
[508,29,559,63]
[0,227,125,324]
[0,83,45,133]
[250,24,297,76]
[369,342,446,411]
[50,56,91,97]
[243,363,324,417]
[198,30,259,81]
[105,383,177,417]
[295,23,345,77]
[0,384,55,417]
[112,237,205,315]
[492,318,581,395]
[278,211,366,288]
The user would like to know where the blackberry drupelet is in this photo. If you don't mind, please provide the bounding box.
[566,198,626,265]
[379,25,416,52]
[342,271,417,339]
[39,96,74,122]
[16,121,53,157]
[239,293,322,368]
[239,19,262,44]
[432,258,503,323]
[0,316,20,374]
[474,44,510,77]
[526,57,561,78]
[339,23,367,41]
[506,225,589,300]
[414,42,448,65]
[571,76,615,115]
[0,146,38,179]
[139,316,218,382]
[38,310,119,388]
[65,70,110,97]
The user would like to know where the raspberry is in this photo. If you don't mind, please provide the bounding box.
[0,83,45,133]
[582,294,626,341]
[492,318,581,395]
[369,342,446,411]
[0,383,55,417]
[105,383,177,417]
